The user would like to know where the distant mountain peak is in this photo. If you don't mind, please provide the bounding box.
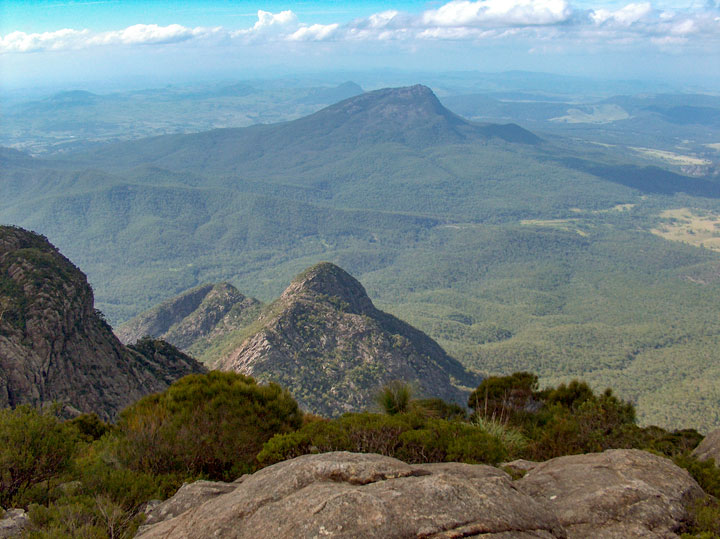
[327,84,456,123]
[281,262,375,315]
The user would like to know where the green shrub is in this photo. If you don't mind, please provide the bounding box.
[468,372,538,423]
[115,371,302,481]
[411,398,466,420]
[376,381,412,415]
[681,497,720,538]
[259,411,508,467]
[67,414,113,443]
[0,405,78,507]
[675,455,720,499]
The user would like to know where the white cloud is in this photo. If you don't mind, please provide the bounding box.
[0,28,90,53]
[88,24,207,46]
[422,0,572,26]
[232,10,298,38]
[590,2,653,25]
[288,23,340,41]
[0,24,216,53]
[1,1,718,55]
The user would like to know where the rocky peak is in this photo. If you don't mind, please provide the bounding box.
[280,262,375,316]
[217,263,479,416]
[0,226,205,420]
[329,84,454,121]
[116,282,262,364]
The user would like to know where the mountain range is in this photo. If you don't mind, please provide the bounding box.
[2,85,720,430]
[1,226,476,417]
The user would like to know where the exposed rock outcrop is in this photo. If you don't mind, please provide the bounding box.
[216,262,480,416]
[141,480,239,529]
[0,226,205,420]
[137,451,565,538]
[692,429,720,464]
[0,508,28,538]
[115,282,261,364]
[516,449,703,538]
[137,449,703,539]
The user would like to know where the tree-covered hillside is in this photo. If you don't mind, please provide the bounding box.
[2,85,720,430]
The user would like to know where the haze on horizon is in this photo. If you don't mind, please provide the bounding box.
[1,0,719,93]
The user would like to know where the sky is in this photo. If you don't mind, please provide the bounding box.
[1,0,719,90]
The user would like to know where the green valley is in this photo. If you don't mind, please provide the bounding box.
[2,85,720,431]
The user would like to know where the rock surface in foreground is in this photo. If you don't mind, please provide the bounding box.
[137,449,702,538]
[517,449,703,538]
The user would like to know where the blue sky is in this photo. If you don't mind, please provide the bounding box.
[1,0,719,89]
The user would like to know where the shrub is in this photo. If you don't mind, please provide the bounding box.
[376,381,412,415]
[468,372,538,423]
[67,414,112,442]
[0,405,78,507]
[412,398,467,420]
[115,371,302,481]
[675,455,720,499]
[259,411,508,467]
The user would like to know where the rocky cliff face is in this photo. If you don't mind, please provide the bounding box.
[115,282,261,364]
[216,262,480,416]
[0,226,205,420]
[137,449,703,538]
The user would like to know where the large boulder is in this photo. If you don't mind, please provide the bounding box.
[137,449,704,539]
[692,429,720,464]
[517,449,704,538]
[137,451,565,538]
[141,480,239,528]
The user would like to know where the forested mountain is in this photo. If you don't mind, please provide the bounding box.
[215,262,479,416]
[2,85,720,429]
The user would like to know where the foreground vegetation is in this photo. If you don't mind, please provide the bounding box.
[1,371,719,537]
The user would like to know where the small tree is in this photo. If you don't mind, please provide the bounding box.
[468,372,538,423]
[0,405,78,507]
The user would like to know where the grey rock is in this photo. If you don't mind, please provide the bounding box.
[0,508,28,538]
[502,459,539,475]
[0,226,206,421]
[692,429,720,464]
[140,480,237,528]
[517,448,704,538]
[137,451,565,538]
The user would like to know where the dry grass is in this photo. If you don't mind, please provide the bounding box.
[630,147,711,166]
[651,208,720,252]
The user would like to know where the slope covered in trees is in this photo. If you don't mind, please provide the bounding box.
[2,85,720,430]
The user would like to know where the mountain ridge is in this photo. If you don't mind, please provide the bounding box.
[216,262,479,415]
[116,282,262,364]
[68,84,540,172]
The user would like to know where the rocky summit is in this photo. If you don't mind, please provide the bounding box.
[115,282,261,364]
[0,226,205,420]
[216,262,480,416]
[136,449,703,538]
